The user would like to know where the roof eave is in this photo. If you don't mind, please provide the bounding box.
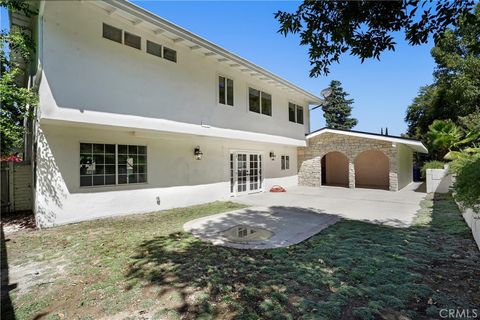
[95,0,322,104]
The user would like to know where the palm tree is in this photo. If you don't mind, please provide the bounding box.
[427,120,462,159]
[427,119,480,160]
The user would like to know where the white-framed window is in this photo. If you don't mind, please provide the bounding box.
[102,23,122,43]
[218,76,234,106]
[102,23,177,64]
[163,46,177,62]
[281,155,290,170]
[117,145,147,184]
[80,143,147,187]
[288,103,304,124]
[146,40,162,58]
[80,143,116,187]
[249,87,272,116]
[124,31,141,50]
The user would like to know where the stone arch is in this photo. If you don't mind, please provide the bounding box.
[354,149,389,190]
[321,151,349,187]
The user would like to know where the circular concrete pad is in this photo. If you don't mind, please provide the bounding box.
[183,206,339,249]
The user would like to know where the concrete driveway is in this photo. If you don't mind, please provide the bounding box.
[236,182,426,228]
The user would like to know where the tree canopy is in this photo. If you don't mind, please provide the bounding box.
[405,4,480,143]
[275,0,476,77]
[320,80,357,130]
[0,0,37,156]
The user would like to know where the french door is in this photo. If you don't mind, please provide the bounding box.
[231,152,263,195]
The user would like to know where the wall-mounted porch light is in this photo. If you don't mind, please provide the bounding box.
[194,146,203,160]
[269,151,276,161]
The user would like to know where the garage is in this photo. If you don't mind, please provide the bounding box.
[354,149,389,190]
[321,151,349,187]
[297,128,428,191]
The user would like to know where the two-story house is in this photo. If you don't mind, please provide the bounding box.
[28,0,322,227]
[19,0,427,227]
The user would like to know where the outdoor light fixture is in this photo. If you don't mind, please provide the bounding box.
[194,146,203,160]
[269,151,276,161]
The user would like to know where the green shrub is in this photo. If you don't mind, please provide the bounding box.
[421,161,445,179]
[452,155,480,212]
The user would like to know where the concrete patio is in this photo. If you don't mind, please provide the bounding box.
[184,207,339,249]
[184,183,426,249]
[237,182,426,228]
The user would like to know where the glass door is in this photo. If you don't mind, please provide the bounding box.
[249,153,261,192]
[232,152,263,194]
[236,153,248,193]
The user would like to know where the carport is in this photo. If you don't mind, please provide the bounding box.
[297,128,428,191]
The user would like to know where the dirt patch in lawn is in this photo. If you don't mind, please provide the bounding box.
[1,211,36,235]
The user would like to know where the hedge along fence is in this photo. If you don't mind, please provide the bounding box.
[426,166,480,250]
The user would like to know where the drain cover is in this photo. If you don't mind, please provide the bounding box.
[222,225,273,242]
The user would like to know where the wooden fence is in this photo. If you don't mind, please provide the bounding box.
[0,162,33,214]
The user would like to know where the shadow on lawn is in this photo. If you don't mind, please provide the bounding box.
[126,196,480,319]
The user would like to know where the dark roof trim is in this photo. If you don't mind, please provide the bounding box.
[306,127,421,142]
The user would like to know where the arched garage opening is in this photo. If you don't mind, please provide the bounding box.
[321,151,349,187]
[354,150,389,190]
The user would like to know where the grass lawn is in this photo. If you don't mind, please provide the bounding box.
[1,194,479,320]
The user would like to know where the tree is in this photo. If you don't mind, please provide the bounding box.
[426,119,462,159]
[458,111,480,132]
[405,4,480,141]
[321,80,357,130]
[0,0,37,156]
[405,85,439,139]
[275,1,476,77]
[426,119,480,160]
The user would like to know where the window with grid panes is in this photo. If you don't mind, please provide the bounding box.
[80,143,116,187]
[117,145,147,184]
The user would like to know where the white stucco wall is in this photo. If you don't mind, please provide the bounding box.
[426,166,452,194]
[38,1,311,141]
[458,202,480,251]
[35,124,298,227]
[397,144,413,190]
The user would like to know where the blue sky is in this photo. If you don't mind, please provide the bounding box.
[1,2,436,136]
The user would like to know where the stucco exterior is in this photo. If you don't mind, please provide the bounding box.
[397,144,414,190]
[38,1,315,140]
[35,124,298,227]
[298,132,418,191]
[30,1,320,227]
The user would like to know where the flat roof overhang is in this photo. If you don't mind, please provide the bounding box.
[40,109,306,147]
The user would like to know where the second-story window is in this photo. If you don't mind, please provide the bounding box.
[218,76,234,106]
[146,40,162,58]
[249,88,272,116]
[103,23,122,44]
[289,103,304,124]
[163,47,177,63]
[124,32,141,50]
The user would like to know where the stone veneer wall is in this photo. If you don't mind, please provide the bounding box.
[298,133,398,191]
